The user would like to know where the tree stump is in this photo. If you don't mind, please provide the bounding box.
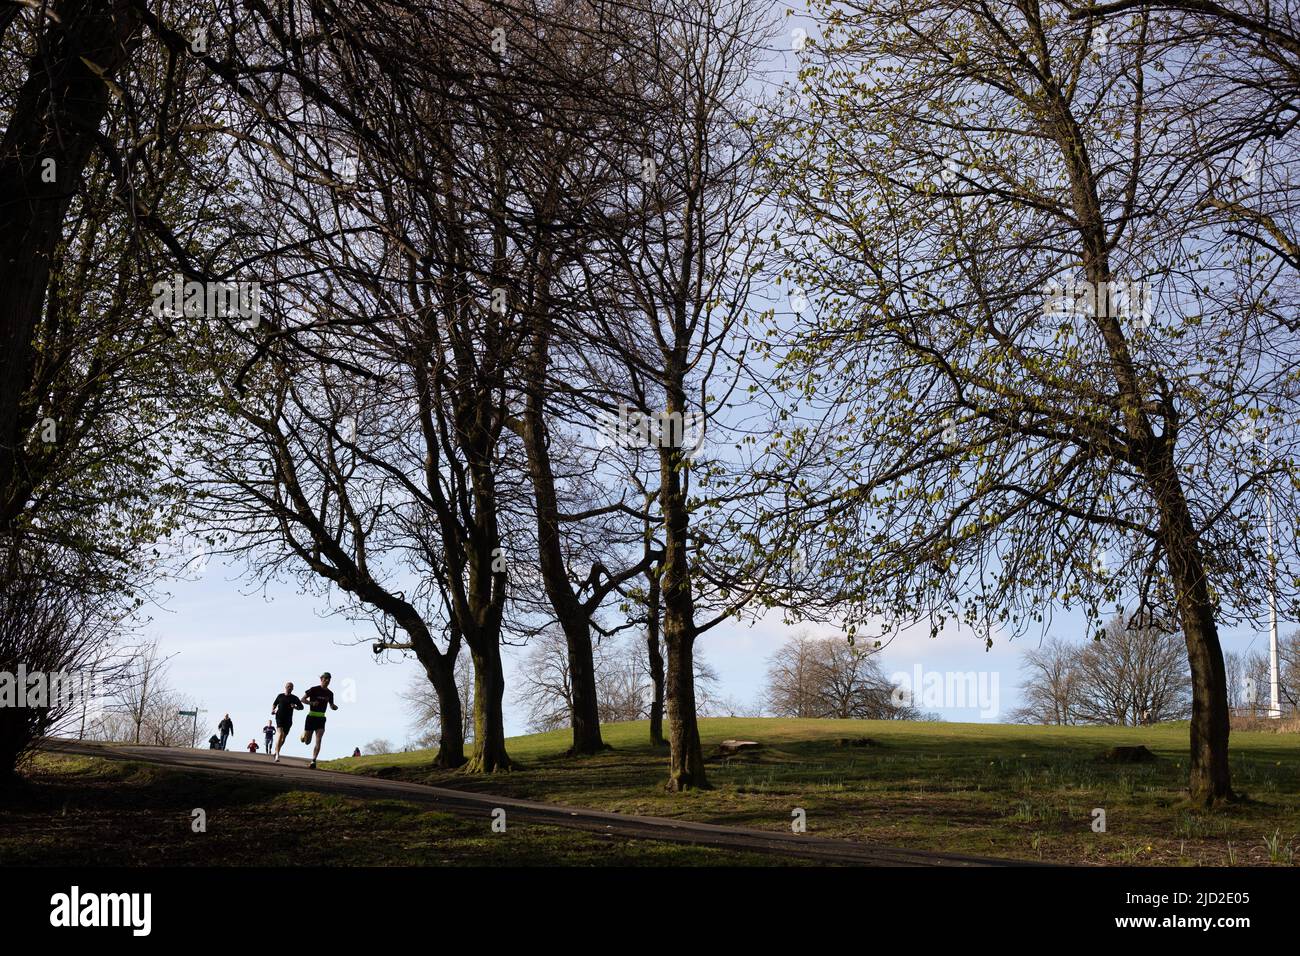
[717,739,762,755]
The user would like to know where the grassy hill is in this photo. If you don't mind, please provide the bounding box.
[336,715,1300,765]
[336,717,1300,866]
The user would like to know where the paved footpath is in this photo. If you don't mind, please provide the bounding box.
[42,738,1024,866]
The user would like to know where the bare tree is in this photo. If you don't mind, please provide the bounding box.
[1073,618,1192,725]
[513,629,719,733]
[597,638,656,725]
[513,628,580,734]
[89,686,201,748]
[1224,650,1251,713]
[764,633,912,720]
[78,637,203,747]
[1283,632,1300,714]
[184,0,657,773]
[763,633,824,719]
[588,0,773,790]
[1010,638,1081,725]
[110,641,174,746]
[0,547,122,780]
[703,694,763,718]
[1230,633,1300,715]
[499,0,667,757]
[401,653,473,753]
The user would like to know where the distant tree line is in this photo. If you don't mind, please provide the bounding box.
[1013,617,1300,727]
[1011,618,1191,726]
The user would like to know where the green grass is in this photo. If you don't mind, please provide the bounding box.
[334,717,1300,866]
[0,753,807,866]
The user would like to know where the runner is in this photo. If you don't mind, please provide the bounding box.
[217,714,233,750]
[246,739,259,754]
[262,721,275,756]
[270,681,303,763]
[299,672,338,769]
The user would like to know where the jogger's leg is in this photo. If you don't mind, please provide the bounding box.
[312,729,324,762]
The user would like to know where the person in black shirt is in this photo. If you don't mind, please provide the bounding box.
[299,672,337,769]
[217,714,233,750]
[270,681,303,763]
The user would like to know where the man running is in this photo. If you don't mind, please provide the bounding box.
[270,681,303,763]
[217,713,233,750]
[262,721,275,756]
[299,672,338,769]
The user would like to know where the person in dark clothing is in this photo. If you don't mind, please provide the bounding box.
[208,734,221,750]
[299,673,338,769]
[217,714,233,750]
[262,721,275,756]
[352,747,361,758]
[270,681,303,763]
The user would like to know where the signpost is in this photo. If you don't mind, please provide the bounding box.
[178,709,198,747]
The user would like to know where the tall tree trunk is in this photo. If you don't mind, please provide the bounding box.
[1089,259,1233,805]
[517,326,605,755]
[414,644,465,768]
[0,0,139,526]
[466,638,512,773]
[659,399,707,789]
[434,673,466,768]
[1150,450,1235,807]
[664,628,706,789]
[560,619,605,754]
[1053,87,1236,806]
[362,588,467,769]
[646,566,666,746]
